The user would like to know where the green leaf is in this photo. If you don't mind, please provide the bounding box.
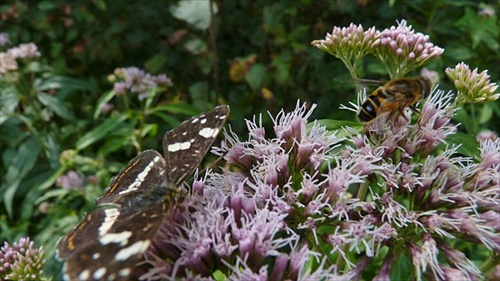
[139,123,158,139]
[314,119,363,138]
[2,136,41,218]
[0,88,19,125]
[37,92,75,120]
[76,115,128,150]
[453,108,475,135]
[37,0,57,10]
[272,56,291,84]
[391,252,412,280]
[189,82,208,104]
[145,54,167,73]
[93,90,116,119]
[97,135,134,157]
[148,102,200,116]
[478,104,493,124]
[37,76,96,98]
[43,134,61,169]
[150,111,183,128]
[37,166,66,191]
[445,132,481,161]
[245,64,267,91]
[35,188,72,205]
[184,38,208,55]
[94,0,107,10]
[213,270,227,281]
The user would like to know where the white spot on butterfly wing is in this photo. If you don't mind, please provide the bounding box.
[119,156,161,195]
[99,231,133,246]
[168,141,191,152]
[199,127,218,138]
[115,240,151,261]
[119,268,131,277]
[93,267,107,279]
[98,209,120,237]
[78,270,90,280]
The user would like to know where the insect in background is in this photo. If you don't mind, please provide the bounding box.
[56,105,229,281]
[357,76,431,122]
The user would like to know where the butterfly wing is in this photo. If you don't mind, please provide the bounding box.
[57,203,168,281]
[163,105,229,185]
[96,150,169,207]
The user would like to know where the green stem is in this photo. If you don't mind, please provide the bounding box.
[357,180,369,201]
[481,252,500,276]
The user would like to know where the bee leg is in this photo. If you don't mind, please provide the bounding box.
[409,105,420,114]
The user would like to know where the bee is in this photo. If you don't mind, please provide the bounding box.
[357,76,431,122]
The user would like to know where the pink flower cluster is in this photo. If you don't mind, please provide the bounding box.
[0,42,41,74]
[312,19,444,78]
[112,67,173,100]
[445,62,499,105]
[0,237,46,280]
[140,96,498,280]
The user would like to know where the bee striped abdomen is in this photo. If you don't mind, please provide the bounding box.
[358,89,386,122]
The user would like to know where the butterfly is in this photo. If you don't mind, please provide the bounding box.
[56,105,230,280]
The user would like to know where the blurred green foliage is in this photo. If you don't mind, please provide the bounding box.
[0,0,498,278]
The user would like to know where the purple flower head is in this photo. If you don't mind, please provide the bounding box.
[374,20,443,78]
[0,237,46,280]
[312,23,379,62]
[0,52,17,74]
[7,43,41,60]
[101,102,114,113]
[335,72,498,277]
[311,23,379,75]
[142,97,498,280]
[111,67,173,100]
[313,20,443,79]
[476,130,498,143]
[445,62,499,105]
[56,170,84,190]
[0,33,10,46]
[478,5,495,17]
[420,67,440,86]
[113,82,127,96]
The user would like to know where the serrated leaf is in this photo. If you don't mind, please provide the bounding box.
[76,115,128,150]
